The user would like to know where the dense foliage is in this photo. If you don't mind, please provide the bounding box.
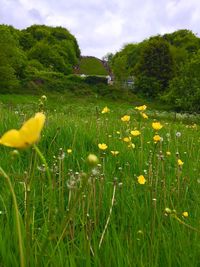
[162,50,200,112]
[1,24,200,112]
[111,29,200,111]
[0,24,80,92]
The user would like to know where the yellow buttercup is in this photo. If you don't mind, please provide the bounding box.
[0,112,45,148]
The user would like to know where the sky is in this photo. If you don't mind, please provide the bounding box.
[1,0,200,58]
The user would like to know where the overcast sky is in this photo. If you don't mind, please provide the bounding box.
[1,0,200,58]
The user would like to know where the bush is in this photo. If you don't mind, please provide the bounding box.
[84,76,107,85]
[162,52,200,112]
[66,74,85,83]
[134,75,162,98]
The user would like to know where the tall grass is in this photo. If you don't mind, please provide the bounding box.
[0,94,200,266]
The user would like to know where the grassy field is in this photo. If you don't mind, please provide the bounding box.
[0,93,200,267]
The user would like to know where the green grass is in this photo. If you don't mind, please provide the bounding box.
[0,93,200,266]
[78,57,108,75]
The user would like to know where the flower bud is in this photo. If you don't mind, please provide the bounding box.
[87,154,99,166]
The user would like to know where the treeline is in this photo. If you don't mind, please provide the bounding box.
[0,24,81,93]
[1,24,200,111]
[110,29,200,112]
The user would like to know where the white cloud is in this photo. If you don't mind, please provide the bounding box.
[0,0,200,58]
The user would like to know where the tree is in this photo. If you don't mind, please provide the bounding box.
[135,37,175,93]
[163,29,200,53]
[0,65,19,91]
[111,54,129,81]
[0,25,26,89]
[28,42,72,74]
[162,51,200,112]
[24,25,80,75]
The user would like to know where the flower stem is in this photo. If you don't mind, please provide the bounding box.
[99,181,117,249]
[0,167,25,267]
[33,144,53,221]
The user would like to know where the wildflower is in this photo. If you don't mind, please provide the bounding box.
[164,208,172,215]
[87,154,99,166]
[176,132,181,138]
[111,150,119,156]
[116,131,120,135]
[166,151,171,156]
[152,122,163,131]
[123,137,131,143]
[0,112,45,148]
[182,211,188,218]
[135,105,147,111]
[121,115,130,122]
[58,148,65,160]
[41,95,47,101]
[101,106,110,114]
[153,135,161,143]
[128,143,135,149]
[140,112,148,119]
[67,149,72,154]
[37,164,46,172]
[178,159,184,166]
[98,143,108,150]
[131,130,141,137]
[137,175,146,185]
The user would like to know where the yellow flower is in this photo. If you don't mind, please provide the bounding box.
[123,137,131,143]
[128,143,135,149]
[67,149,72,154]
[138,175,146,185]
[153,135,161,142]
[131,130,141,137]
[152,122,163,131]
[98,143,108,150]
[41,95,47,101]
[166,151,171,156]
[182,211,188,218]
[121,115,130,122]
[0,112,45,148]
[135,105,147,111]
[178,159,184,166]
[111,150,119,156]
[101,106,110,114]
[140,112,148,119]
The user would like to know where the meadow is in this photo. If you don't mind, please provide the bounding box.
[0,93,200,267]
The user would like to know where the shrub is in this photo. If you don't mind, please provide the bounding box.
[84,76,107,85]
[134,75,162,98]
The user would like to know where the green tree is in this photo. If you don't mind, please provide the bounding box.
[135,37,175,94]
[162,51,200,112]
[0,65,19,91]
[0,25,26,90]
[28,42,72,74]
[163,29,200,53]
[111,42,143,80]
[111,54,129,81]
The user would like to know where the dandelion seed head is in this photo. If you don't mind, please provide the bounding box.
[176,132,181,137]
